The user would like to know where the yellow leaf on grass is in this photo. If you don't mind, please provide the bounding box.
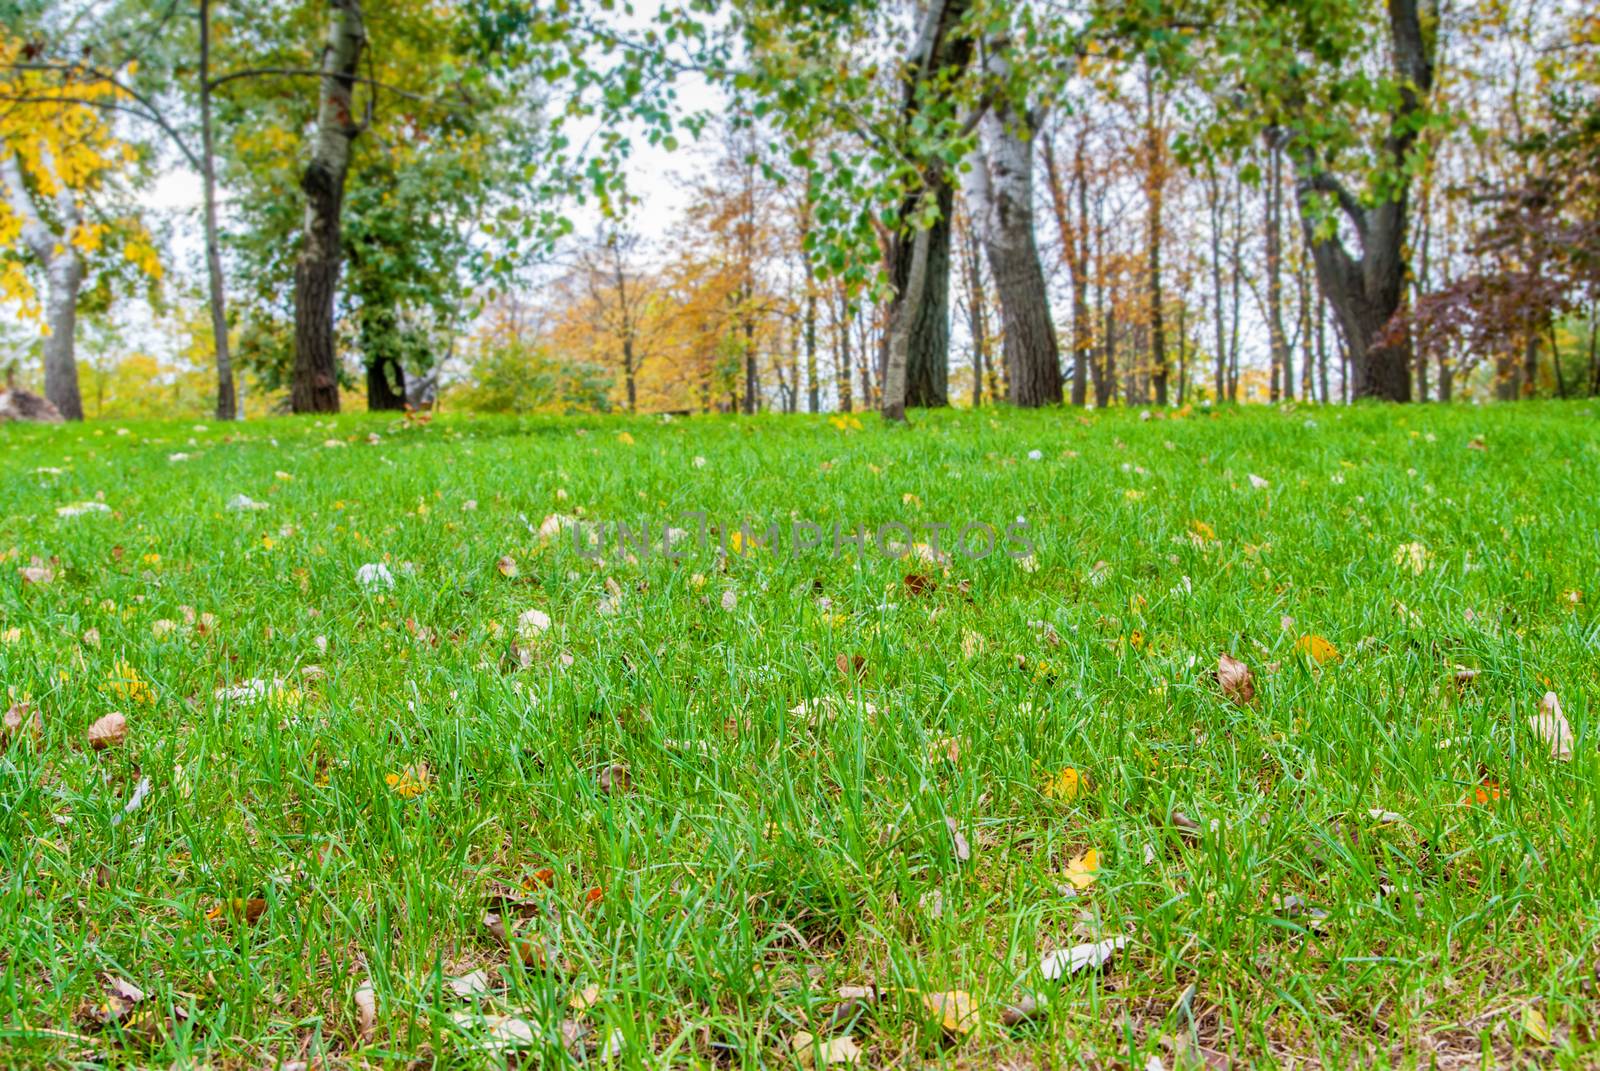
[1294,634,1340,665]
[1042,767,1082,802]
[385,763,430,798]
[1064,848,1099,891]
[922,990,978,1035]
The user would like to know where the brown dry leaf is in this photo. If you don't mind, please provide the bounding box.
[18,556,54,585]
[1000,996,1042,1027]
[1216,653,1255,705]
[791,1031,863,1067]
[3,700,42,743]
[88,973,147,1027]
[87,711,127,750]
[944,816,970,863]
[354,979,377,1040]
[922,990,979,1036]
[496,555,518,578]
[483,911,553,969]
[1453,666,1479,689]
[835,652,866,681]
[1529,692,1573,761]
[926,736,960,764]
[569,983,601,1013]
[598,763,630,795]
[903,573,935,598]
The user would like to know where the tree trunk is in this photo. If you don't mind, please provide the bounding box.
[1207,166,1227,402]
[742,308,757,414]
[365,354,406,410]
[1265,141,1291,402]
[1,149,86,419]
[962,37,1061,408]
[199,0,236,420]
[956,209,990,406]
[43,253,85,420]
[877,0,974,410]
[884,210,934,422]
[291,0,365,414]
[835,286,853,412]
[1291,0,1432,403]
[805,289,819,413]
[1144,73,1168,406]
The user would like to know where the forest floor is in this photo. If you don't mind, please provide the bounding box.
[1,402,1597,1070]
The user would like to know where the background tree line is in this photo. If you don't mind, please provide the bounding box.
[2,0,1596,421]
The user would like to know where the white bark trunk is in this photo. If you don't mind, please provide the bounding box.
[1,149,85,419]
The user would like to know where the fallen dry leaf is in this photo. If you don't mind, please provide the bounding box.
[451,1011,536,1051]
[354,979,377,1040]
[1042,767,1082,802]
[926,736,961,763]
[1294,634,1340,665]
[3,700,42,743]
[449,969,493,998]
[945,816,970,863]
[791,1031,863,1067]
[1216,653,1255,705]
[1062,847,1099,892]
[598,763,630,795]
[1040,936,1127,980]
[903,572,936,598]
[87,711,127,750]
[496,555,518,578]
[18,556,54,584]
[922,990,979,1036]
[1529,692,1573,761]
[835,652,866,681]
[570,983,601,1013]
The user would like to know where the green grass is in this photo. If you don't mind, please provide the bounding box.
[1,403,1597,1070]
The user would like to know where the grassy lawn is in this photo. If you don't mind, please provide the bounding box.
[1,403,1597,1069]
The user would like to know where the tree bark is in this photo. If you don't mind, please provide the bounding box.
[834,284,853,412]
[877,0,974,409]
[1265,140,1291,402]
[1144,73,1168,406]
[1290,0,1432,403]
[1207,165,1228,402]
[1,149,84,419]
[883,204,934,422]
[199,0,237,420]
[962,37,1061,408]
[365,353,406,410]
[291,0,365,414]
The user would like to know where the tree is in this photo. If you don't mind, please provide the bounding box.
[963,33,1062,408]
[290,0,365,413]
[0,39,160,420]
[1282,0,1436,401]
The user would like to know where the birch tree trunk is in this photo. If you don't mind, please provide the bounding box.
[963,37,1060,408]
[1,149,85,419]
[199,0,237,420]
[1265,141,1291,402]
[877,0,974,409]
[883,213,933,422]
[291,0,366,414]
